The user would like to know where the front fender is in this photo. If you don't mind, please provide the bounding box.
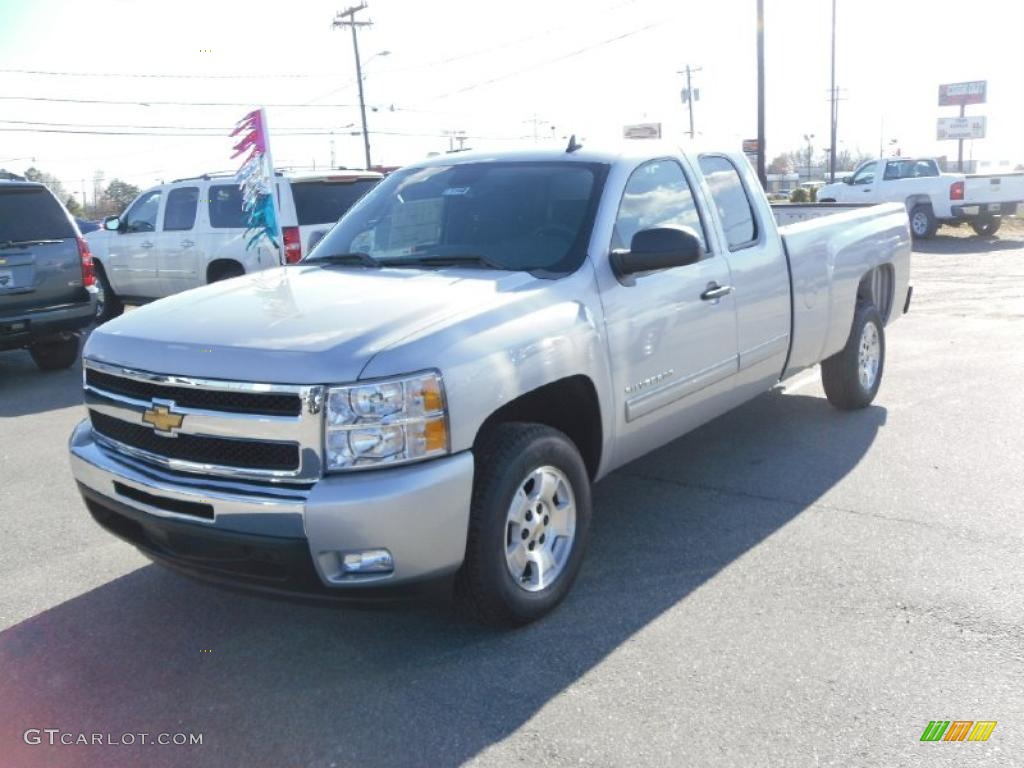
[358,268,615,466]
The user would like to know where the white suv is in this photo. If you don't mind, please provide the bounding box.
[86,170,381,320]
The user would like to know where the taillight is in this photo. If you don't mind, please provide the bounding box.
[77,236,96,287]
[950,181,964,201]
[282,226,302,264]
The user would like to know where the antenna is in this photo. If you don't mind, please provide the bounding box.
[565,134,583,153]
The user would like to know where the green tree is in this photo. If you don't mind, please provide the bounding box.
[100,179,141,216]
[65,196,83,217]
[22,167,71,204]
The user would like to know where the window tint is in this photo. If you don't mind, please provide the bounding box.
[123,190,162,233]
[209,184,245,228]
[163,186,199,231]
[884,159,938,180]
[698,156,757,249]
[291,179,379,225]
[612,159,706,252]
[0,187,75,242]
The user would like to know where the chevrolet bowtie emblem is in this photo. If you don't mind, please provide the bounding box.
[142,404,185,433]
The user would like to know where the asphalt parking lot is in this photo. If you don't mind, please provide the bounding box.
[2,232,1023,767]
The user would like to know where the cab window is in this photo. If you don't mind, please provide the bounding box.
[612,159,706,252]
[698,155,757,250]
[163,186,199,231]
[209,185,245,229]
[123,190,162,233]
[851,162,876,185]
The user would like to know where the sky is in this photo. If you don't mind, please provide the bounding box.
[1,0,1021,204]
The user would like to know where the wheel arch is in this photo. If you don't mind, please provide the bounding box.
[857,264,896,323]
[206,258,245,283]
[474,375,603,480]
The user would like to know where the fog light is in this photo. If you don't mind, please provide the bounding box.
[341,549,394,574]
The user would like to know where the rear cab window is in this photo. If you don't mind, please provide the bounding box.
[612,159,708,253]
[0,185,75,244]
[291,179,380,225]
[697,156,758,250]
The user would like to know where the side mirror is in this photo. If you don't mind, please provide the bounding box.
[103,215,122,232]
[611,226,704,285]
[842,176,853,184]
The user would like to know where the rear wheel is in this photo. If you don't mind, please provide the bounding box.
[970,217,1001,237]
[456,423,592,627]
[909,205,938,239]
[29,334,80,371]
[820,303,885,410]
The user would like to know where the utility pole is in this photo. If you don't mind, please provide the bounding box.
[829,0,837,182]
[756,0,766,188]
[523,114,548,143]
[803,134,815,180]
[333,3,373,169]
[677,65,702,139]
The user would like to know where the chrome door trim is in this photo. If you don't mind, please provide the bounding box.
[625,355,738,422]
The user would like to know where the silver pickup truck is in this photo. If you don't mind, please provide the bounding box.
[69,144,911,626]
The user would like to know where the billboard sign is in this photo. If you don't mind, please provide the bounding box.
[938,81,987,107]
[623,123,662,139]
[742,139,760,154]
[937,116,986,140]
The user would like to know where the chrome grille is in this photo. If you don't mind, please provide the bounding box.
[83,359,323,482]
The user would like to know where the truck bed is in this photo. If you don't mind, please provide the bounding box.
[772,202,912,378]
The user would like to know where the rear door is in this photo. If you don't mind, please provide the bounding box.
[0,184,85,316]
[287,176,380,255]
[156,184,203,295]
[106,188,163,297]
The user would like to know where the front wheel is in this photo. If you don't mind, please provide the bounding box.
[456,423,592,627]
[970,217,1001,237]
[820,303,885,410]
[29,334,80,371]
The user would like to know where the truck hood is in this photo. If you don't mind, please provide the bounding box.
[84,265,538,383]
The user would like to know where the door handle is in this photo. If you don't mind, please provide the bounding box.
[181,239,195,248]
[700,283,733,301]
[863,188,872,193]
[140,241,155,249]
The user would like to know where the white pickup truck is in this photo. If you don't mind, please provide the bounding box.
[817,156,1024,238]
[69,143,911,626]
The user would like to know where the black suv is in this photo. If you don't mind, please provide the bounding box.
[0,181,97,369]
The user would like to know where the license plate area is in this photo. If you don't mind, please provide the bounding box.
[0,319,29,336]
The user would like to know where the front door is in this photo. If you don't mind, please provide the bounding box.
[600,157,739,468]
[107,188,163,297]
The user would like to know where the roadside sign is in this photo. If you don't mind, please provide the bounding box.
[742,139,760,154]
[623,123,662,140]
[938,81,987,107]
[937,116,987,140]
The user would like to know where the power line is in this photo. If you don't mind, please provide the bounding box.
[0,95,358,108]
[0,67,341,80]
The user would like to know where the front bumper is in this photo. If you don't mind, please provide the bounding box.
[0,294,96,351]
[69,419,475,598]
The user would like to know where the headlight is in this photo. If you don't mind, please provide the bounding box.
[324,371,449,471]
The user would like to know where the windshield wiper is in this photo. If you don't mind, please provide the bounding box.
[386,254,507,271]
[0,238,63,249]
[311,252,381,268]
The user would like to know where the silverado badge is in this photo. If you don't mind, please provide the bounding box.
[142,403,185,434]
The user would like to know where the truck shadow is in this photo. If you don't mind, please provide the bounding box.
[0,391,885,768]
[912,233,1024,254]
[0,330,92,418]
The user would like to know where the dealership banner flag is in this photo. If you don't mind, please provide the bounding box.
[231,108,281,253]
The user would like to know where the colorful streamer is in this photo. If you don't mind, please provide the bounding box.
[231,108,279,250]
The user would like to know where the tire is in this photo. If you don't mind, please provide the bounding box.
[909,204,938,240]
[93,262,123,323]
[970,217,1001,237]
[456,423,592,627]
[208,263,245,283]
[821,303,885,410]
[29,334,80,371]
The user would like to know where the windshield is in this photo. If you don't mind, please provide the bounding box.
[307,161,608,275]
[291,179,379,225]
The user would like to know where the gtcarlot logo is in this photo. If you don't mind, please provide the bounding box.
[23,729,203,746]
